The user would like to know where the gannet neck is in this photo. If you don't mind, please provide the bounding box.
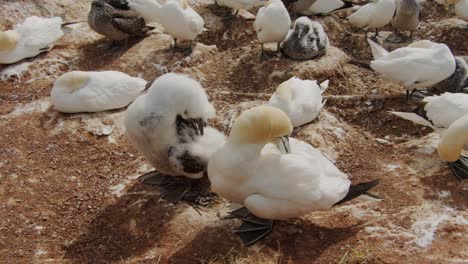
[438,115,468,162]
[0,30,20,52]
[57,71,90,92]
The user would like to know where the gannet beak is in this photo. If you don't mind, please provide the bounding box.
[276,136,291,154]
[195,118,205,136]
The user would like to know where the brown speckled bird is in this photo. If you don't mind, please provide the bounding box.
[88,0,154,42]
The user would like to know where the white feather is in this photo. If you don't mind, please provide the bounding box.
[268,77,328,127]
[217,0,266,10]
[158,0,205,41]
[50,71,146,113]
[348,0,396,30]
[0,16,66,64]
[128,0,162,23]
[368,39,457,90]
[125,73,224,179]
[254,0,291,44]
[299,0,345,15]
[455,0,468,20]
[423,93,468,128]
[209,137,350,220]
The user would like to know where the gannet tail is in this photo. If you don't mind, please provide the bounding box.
[367,38,388,60]
[334,179,380,206]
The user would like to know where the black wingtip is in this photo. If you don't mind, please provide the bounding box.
[334,179,380,206]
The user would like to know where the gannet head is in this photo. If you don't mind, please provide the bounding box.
[293,17,312,39]
[147,73,216,135]
[55,71,90,92]
[230,105,293,153]
[0,30,20,52]
[438,115,468,162]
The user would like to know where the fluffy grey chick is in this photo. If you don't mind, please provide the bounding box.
[88,0,153,41]
[433,56,468,94]
[282,17,329,60]
[391,0,422,38]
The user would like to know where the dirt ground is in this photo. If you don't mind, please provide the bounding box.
[0,0,467,263]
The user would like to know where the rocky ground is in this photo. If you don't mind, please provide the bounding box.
[0,0,467,263]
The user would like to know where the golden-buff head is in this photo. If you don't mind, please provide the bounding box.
[230,105,293,144]
[56,71,90,92]
[0,30,20,52]
[275,79,294,102]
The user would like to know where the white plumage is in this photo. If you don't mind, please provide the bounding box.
[254,0,291,44]
[216,0,265,11]
[157,0,205,42]
[208,106,351,220]
[455,0,468,20]
[299,0,345,15]
[127,0,163,23]
[368,39,456,91]
[423,93,468,128]
[268,77,329,127]
[0,16,68,64]
[50,71,146,113]
[125,73,225,179]
[348,0,396,31]
[391,93,468,129]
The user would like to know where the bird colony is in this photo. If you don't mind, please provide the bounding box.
[0,0,467,263]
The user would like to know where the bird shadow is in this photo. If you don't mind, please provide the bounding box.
[166,225,242,264]
[63,182,181,263]
[263,219,359,263]
[75,37,144,71]
[166,218,358,264]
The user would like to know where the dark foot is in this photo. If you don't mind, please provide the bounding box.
[260,50,278,62]
[448,155,468,180]
[171,45,192,56]
[138,171,192,203]
[209,3,233,17]
[229,207,273,246]
[222,13,236,25]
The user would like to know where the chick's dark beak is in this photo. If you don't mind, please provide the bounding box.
[195,118,205,136]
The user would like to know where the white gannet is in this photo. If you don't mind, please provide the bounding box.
[348,0,396,36]
[391,93,468,179]
[281,17,329,60]
[0,16,73,64]
[438,114,468,179]
[454,0,468,20]
[433,56,468,94]
[268,77,329,127]
[125,73,225,202]
[299,0,346,15]
[367,39,456,99]
[391,0,422,39]
[215,0,266,22]
[254,0,291,60]
[157,0,205,52]
[126,0,163,23]
[208,105,380,245]
[50,71,147,113]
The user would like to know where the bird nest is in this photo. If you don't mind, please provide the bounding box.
[286,46,349,80]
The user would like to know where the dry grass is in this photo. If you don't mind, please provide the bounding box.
[203,247,293,264]
[339,240,383,264]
